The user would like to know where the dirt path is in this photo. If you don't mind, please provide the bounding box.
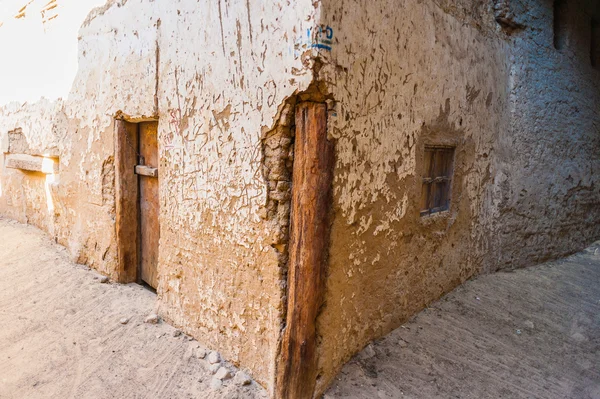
[0,217,267,399]
[325,241,600,399]
[2,217,599,399]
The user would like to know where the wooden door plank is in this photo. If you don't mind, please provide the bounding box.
[114,120,139,283]
[276,102,334,399]
[139,121,160,289]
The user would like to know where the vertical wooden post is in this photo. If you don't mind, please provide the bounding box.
[276,102,335,399]
[114,120,139,283]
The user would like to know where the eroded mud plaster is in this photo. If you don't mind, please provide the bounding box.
[1,0,598,397]
[0,0,321,392]
[0,100,66,237]
[311,0,599,395]
[260,98,296,280]
[152,1,322,390]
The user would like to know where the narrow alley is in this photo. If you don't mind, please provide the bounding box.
[1,217,598,398]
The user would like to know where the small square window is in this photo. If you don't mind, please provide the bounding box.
[421,146,455,217]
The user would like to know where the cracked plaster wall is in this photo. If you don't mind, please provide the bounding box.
[152,0,320,391]
[0,1,108,249]
[312,0,599,395]
[0,101,67,241]
[1,0,599,396]
[0,0,322,391]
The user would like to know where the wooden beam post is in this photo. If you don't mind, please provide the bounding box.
[276,102,335,399]
[114,120,139,283]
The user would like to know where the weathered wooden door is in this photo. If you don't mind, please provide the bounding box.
[137,122,160,289]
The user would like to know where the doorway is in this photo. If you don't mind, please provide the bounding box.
[114,119,160,289]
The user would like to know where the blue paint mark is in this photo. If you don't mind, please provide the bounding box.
[313,25,334,51]
[295,24,335,53]
[311,43,332,51]
[325,26,333,40]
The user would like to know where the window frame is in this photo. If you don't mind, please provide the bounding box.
[420,145,455,217]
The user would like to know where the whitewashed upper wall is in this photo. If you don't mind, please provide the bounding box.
[153,1,319,391]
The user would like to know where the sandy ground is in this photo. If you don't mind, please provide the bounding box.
[2,217,599,399]
[0,217,267,399]
[325,241,600,399]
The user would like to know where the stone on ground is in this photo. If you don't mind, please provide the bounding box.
[214,366,232,381]
[210,378,223,390]
[234,371,252,386]
[207,351,220,364]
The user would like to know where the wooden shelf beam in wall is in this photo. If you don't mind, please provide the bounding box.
[276,102,335,399]
[5,154,59,174]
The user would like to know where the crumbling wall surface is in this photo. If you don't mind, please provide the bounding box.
[0,0,320,391]
[0,100,65,234]
[1,0,159,274]
[151,0,318,391]
[0,0,109,250]
[313,0,509,393]
[0,0,136,273]
[488,0,600,271]
[56,0,161,273]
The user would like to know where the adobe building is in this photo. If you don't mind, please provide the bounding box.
[0,0,598,397]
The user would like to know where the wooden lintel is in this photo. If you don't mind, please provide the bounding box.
[276,102,335,399]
